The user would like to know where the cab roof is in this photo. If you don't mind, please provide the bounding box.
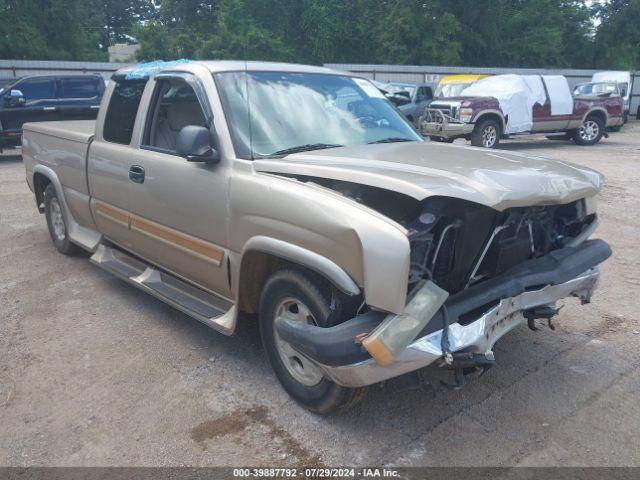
[114,60,347,80]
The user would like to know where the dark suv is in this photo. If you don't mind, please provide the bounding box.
[0,74,105,150]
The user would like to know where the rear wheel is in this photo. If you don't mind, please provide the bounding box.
[573,115,604,146]
[470,118,501,148]
[259,269,366,414]
[44,184,78,255]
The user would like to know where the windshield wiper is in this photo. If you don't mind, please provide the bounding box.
[270,143,344,156]
[368,137,415,144]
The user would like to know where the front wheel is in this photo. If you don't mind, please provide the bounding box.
[44,184,78,255]
[259,269,366,414]
[573,116,604,146]
[470,119,501,148]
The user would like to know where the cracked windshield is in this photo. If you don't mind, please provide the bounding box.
[215,71,422,158]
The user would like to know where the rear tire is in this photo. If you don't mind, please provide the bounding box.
[259,269,366,414]
[44,184,78,255]
[470,118,501,148]
[573,115,604,146]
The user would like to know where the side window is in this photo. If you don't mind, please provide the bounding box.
[103,79,146,145]
[417,86,431,101]
[142,77,207,152]
[60,77,101,99]
[18,78,56,101]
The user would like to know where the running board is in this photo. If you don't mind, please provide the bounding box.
[90,244,236,335]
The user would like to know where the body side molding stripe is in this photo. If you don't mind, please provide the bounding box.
[130,216,224,267]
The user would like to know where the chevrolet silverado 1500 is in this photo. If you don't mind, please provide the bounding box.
[23,61,611,413]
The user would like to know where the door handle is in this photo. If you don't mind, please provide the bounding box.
[129,165,145,183]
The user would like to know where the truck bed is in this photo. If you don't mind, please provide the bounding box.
[23,120,96,144]
[22,120,96,233]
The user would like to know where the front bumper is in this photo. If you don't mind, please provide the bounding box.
[275,239,611,387]
[322,269,599,387]
[420,108,474,138]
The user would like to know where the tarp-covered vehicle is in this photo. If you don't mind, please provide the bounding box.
[421,74,624,148]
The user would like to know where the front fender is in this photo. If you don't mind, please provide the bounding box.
[230,169,411,314]
[241,236,360,296]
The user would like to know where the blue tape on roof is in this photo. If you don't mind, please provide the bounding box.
[124,59,190,80]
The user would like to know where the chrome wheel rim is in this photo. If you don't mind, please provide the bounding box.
[482,125,497,147]
[273,297,324,386]
[50,197,66,241]
[579,120,599,141]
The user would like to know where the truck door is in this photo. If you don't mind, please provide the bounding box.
[532,76,572,132]
[125,73,230,296]
[0,76,59,133]
[88,77,147,249]
[414,86,432,124]
[57,76,103,121]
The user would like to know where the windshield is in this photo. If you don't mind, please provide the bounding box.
[434,82,473,98]
[574,82,619,96]
[214,71,421,159]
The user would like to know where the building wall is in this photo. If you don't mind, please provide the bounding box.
[108,44,140,63]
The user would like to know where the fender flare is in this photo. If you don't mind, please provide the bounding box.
[581,107,608,124]
[472,109,507,132]
[31,165,101,251]
[240,236,361,296]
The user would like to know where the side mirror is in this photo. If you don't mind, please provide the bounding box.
[6,89,25,107]
[175,125,219,163]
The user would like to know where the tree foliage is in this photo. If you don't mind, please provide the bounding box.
[594,0,640,69]
[0,0,638,70]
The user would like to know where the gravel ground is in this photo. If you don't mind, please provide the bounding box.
[1,124,639,467]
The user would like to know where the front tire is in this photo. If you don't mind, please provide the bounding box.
[44,184,78,255]
[470,118,501,148]
[573,115,604,146]
[259,269,366,414]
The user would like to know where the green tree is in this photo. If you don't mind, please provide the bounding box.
[594,0,640,69]
[99,0,156,48]
[0,0,106,61]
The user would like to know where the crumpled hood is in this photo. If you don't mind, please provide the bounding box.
[253,142,603,211]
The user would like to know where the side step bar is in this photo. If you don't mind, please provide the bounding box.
[90,244,236,335]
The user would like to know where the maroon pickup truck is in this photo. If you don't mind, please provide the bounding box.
[421,74,624,148]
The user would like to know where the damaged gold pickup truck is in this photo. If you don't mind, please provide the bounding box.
[22,61,611,414]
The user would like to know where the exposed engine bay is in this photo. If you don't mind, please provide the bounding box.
[286,175,596,295]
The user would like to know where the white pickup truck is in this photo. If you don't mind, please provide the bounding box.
[22,61,611,413]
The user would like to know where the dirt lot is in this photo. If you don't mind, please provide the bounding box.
[1,124,639,467]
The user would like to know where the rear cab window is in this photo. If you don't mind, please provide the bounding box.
[103,79,147,144]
